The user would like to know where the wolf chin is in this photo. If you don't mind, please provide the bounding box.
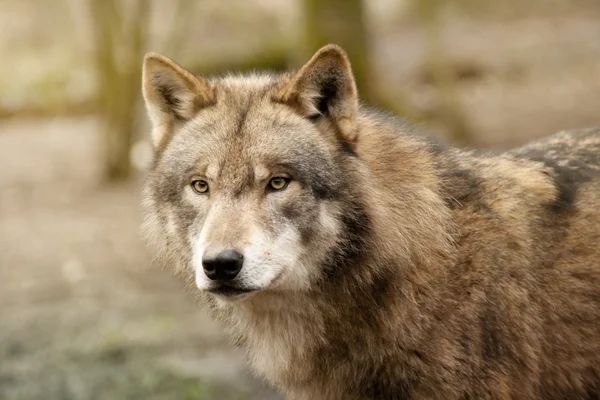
[141,45,600,399]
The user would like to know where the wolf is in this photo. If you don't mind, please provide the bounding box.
[141,44,600,399]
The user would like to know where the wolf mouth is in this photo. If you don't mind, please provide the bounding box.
[207,284,259,297]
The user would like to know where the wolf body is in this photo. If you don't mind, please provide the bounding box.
[141,45,600,399]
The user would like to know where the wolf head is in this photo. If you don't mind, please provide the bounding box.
[141,45,370,301]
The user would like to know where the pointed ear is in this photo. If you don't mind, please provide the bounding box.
[142,53,215,148]
[274,44,359,143]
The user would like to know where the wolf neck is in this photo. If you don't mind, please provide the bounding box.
[220,237,453,390]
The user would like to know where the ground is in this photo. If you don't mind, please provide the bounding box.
[0,118,280,399]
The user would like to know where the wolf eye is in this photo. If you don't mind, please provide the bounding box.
[268,177,289,191]
[191,180,209,194]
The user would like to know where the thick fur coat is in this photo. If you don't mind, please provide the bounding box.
[141,45,600,399]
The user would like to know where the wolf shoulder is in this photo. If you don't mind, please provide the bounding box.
[508,128,600,182]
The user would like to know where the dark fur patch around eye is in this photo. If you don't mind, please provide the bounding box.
[307,113,322,122]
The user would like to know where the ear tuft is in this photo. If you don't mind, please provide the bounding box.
[142,53,214,148]
[274,44,359,143]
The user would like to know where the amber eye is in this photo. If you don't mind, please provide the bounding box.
[191,180,209,194]
[268,177,289,191]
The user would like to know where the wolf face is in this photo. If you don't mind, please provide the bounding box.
[142,46,365,301]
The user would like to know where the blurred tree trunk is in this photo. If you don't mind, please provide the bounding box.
[90,0,150,181]
[304,0,373,103]
[303,0,421,122]
[416,0,472,145]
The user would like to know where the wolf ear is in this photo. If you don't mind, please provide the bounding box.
[142,53,215,148]
[274,44,359,143]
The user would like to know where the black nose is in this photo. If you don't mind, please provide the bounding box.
[202,249,244,281]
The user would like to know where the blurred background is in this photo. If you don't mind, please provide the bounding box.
[1,0,599,399]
